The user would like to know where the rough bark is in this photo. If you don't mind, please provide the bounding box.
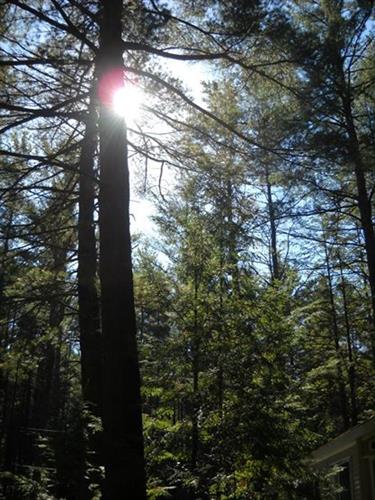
[97,1,146,498]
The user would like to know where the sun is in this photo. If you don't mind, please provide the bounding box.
[112,84,144,124]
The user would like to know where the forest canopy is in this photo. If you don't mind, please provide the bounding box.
[0,0,374,499]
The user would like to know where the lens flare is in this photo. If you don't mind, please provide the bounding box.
[112,85,144,124]
[97,68,143,124]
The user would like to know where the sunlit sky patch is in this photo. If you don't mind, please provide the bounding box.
[129,60,212,235]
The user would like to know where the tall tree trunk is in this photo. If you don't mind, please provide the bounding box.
[191,269,200,472]
[217,194,225,413]
[0,210,13,459]
[323,0,375,349]
[341,91,375,327]
[77,93,102,500]
[97,2,146,498]
[3,359,20,472]
[226,179,240,293]
[338,255,358,426]
[323,242,349,430]
[217,258,224,413]
[354,224,375,362]
[78,97,102,417]
[329,24,375,346]
[265,167,280,282]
